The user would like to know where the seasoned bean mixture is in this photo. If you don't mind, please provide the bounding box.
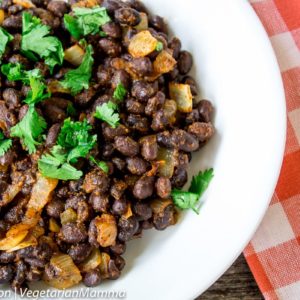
[0,0,214,292]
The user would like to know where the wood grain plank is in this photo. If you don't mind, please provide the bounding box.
[197,255,263,300]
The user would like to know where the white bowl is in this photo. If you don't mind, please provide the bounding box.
[6,0,286,299]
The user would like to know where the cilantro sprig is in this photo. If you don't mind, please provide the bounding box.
[94,101,120,128]
[0,131,12,157]
[64,6,111,40]
[21,12,64,73]
[57,118,97,164]
[155,41,163,52]
[0,27,13,60]
[113,83,127,102]
[60,44,94,95]
[38,145,83,181]
[38,118,97,180]
[10,106,47,154]
[171,168,214,214]
[89,156,109,174]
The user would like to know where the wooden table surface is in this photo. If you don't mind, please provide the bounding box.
[197,255,263,300]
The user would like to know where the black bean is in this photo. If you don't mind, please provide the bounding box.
[112,198,127,215]
[139,135,158,161]
[60,223,88,244]
[83,169,110,194]
[178,51,193,75]
[133,176,154,200]
[108,259,121,279]
[8,54,29,68]
[197,100,214,123]
[171,129,199,152]
[68,244,92,264]
[89,191,109,213]
[115,7,140,26]
[2,15,22,29]
[83,269,101,287]
[153,205,176,230]
[188,122,214,142]
[46,198,64,219]
[126,114,149,133]
[0,0,12,10]
[114,136,139,157]
[127,0,147,12]
[45,123,61,148]
[151,110,168,132]
[102,22,122,39]
[112,157,126,172]
[155,177,171,199]
[47,0,69,18]
[99,38,122,58]
[114,256,126,271]
[125,99,145,114]
[126,157,147,175]
[129,57,153,77]
[110,242,126,255]
[33,8,60,29]
[185,109,200,125]
[26,268,42,282]
[133,201,152,220]
[102,0,122,15]
[2,88,21,110]
[168,37,181,60]
[88,219,98,247]
[118,216,139,242]
[77,201,90,223]
[0,265,13,284]
[11,260,26,287]
[43,104,66,123]
[96,65,112,87]
[141,220,153,230]
[24,257,45,268]
[34,61,50,77]
[11,34,21,52]
[102,142,115,159]
[74,87,96,107]
[111,69,131,90]
[65,194,85,210]
[149,15,167,33]
[171,167,188,188]
[131,81,158,102]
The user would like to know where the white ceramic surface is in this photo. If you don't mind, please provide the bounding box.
[6,0,286,299]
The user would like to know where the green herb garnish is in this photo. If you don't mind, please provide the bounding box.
[0,131,12,157]
[10,106,47,154]
[60,44,94,95]
[89,156,109,173]
[38,145,83,181]
[171,168,214,214]
[64,6,111,40]
[0,27,13,60]
[57,118,97,164]
[21,12,64,73]
[156,41,163,52]
[113,83,127,102]
[94,101,120,128]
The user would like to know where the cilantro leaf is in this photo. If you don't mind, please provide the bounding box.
[24,72,51,105]
[0,131,12,156]
[57,118,97,163]
[171,168,214,214]
[21,12,64,73]
[94,101,120,128]
[1,63,28,82]
[0,27,13,59]
[38,145,83,180]
[156,41,163,52]
[64,6,111,40]
[113,83,127,102]
[10,106,47,154]
[89,156,109,173]
[60,44,94,95]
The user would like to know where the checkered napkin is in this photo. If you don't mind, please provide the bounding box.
[244,1,300,299]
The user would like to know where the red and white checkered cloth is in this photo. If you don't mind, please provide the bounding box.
[244,1,300,299]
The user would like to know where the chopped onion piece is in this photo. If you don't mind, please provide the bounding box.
[153,50,177,74]
[60,208,77,225]
[94,214,117,247]
[13,0,35,8]
[64,45,85,66]
[79,248,102,273]
[156,148,178,178]
[49,218,60,233]
[6,233,37,252]
[163,100,177,124]
[44,254,82,289]
[128,30,158,58]
[0,229,29,251]
[99,252,110,279]
[0,10,4,25]
[151,198,174,214]
[122,203,133,219]
[169,82,193,113]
